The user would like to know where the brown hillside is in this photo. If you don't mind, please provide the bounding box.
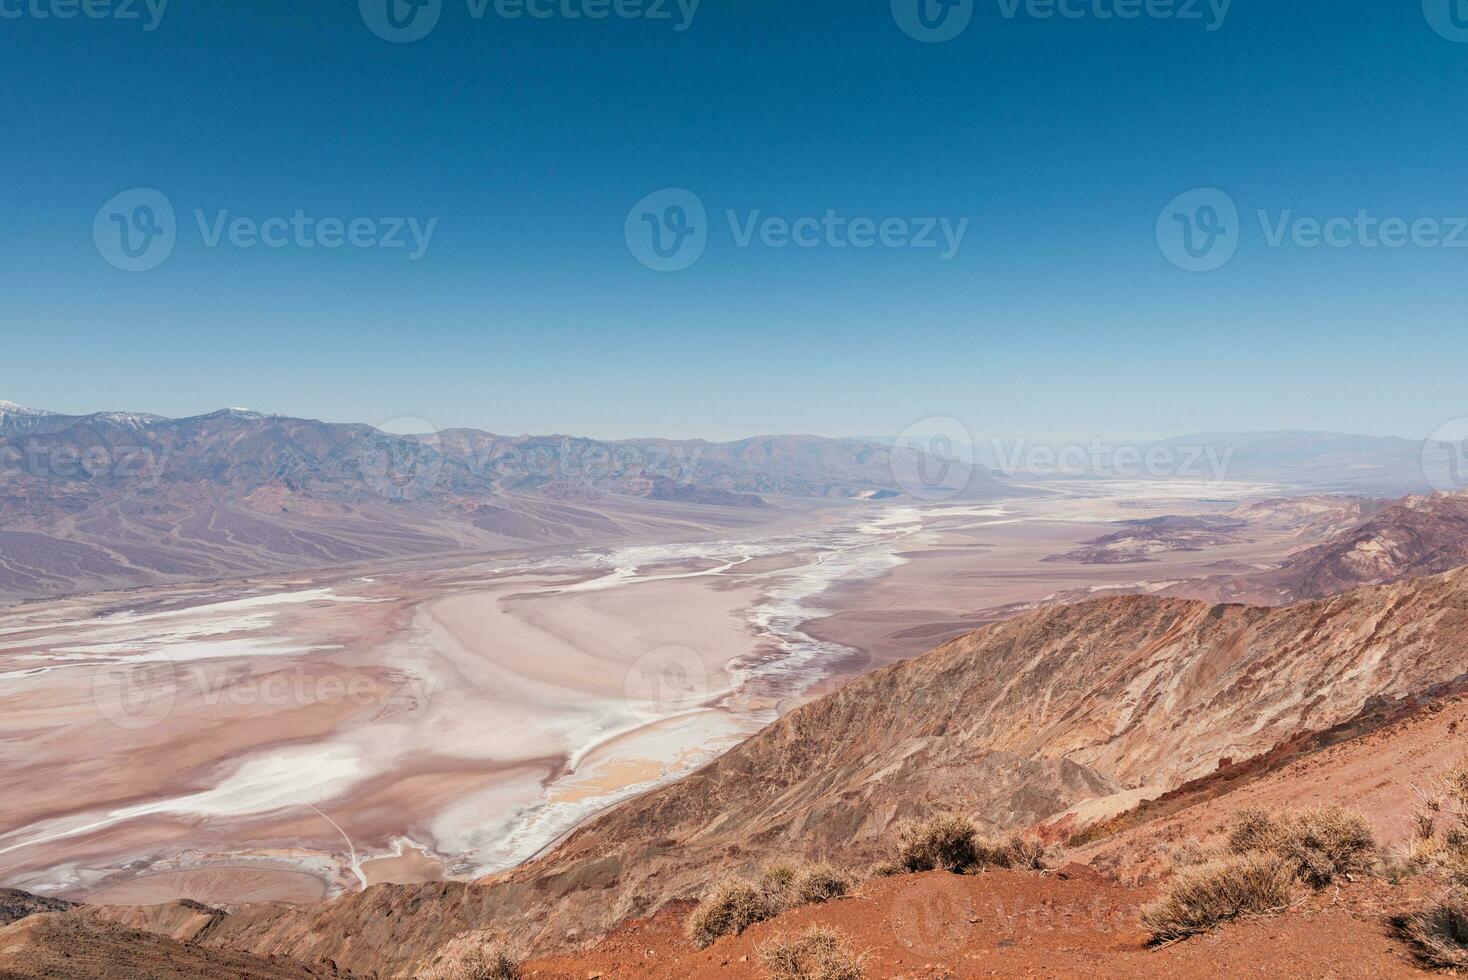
[108,565,1468,978]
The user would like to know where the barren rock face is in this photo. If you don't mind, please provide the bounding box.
[145,566,1468,978]
[1270,491,1468,599]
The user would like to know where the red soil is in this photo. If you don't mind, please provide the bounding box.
[525,868,1431,978]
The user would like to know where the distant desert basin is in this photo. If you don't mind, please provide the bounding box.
[0,482,1310,905]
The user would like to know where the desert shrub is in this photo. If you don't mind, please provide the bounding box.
[759,926,866,980]
[687,878,775,949]
[1405,759,1468,880]
[974,832,1047,871]
[894,814,979,873]
[421,937,520,980]
[890,816,1048,875]
[1226,808,1284,855]
[788,864,856,906]
[1225,805,1375,888]
[760,864,800,904]
[1141,853,1296,943]
[1397,888,1468,970]
[867,861,903,879]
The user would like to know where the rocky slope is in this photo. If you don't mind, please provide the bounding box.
[0,912,354,979]
[1267,491,1468,599]
[0,890,72,928]
[77,564,1468,978]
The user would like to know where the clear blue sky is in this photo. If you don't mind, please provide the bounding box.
[3,1,1466,442]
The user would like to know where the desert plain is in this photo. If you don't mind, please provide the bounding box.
[0,478,1349,908]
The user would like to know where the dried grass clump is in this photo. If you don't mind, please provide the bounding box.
[1405,759,1468,880]
[1397,889,1468,969]
[420,934,520,980]
[760,864,800,904]
[890,815,1048,875]
[788,863,856,906]
[759,926,866,980]
[687,878,775,948]
[895,814,978,873]
[1140,853,1296,943]
[975,832,1048,871]
[1225,805,1375,888]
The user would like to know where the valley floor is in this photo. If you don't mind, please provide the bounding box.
[0,480,1347,911]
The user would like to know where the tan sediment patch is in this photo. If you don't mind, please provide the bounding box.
[549,758,667,804]
[360,844,446,886]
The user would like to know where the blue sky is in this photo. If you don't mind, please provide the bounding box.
[3,1,1467,442]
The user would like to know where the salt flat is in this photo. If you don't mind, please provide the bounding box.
[0,482,1324,905]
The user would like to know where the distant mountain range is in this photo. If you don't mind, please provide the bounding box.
[0,403,1455,601]
[0,404,1010,601]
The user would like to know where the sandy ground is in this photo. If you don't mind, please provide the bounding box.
[806,481,1332,672]
[0,481,1328,908]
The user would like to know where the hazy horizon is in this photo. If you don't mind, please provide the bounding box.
[0,395,1444,447]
